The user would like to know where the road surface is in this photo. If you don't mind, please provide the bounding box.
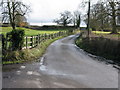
[3,35,118,88]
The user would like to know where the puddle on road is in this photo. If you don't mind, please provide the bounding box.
[39,65,47,71]
[27,71,33,75]
[16,70,21,75]
[20,66,26,69]
[26,71,41,76]
[39,56,47,71]
[68,35,75,38]
[39,65,85,79]
[53,82,74,88]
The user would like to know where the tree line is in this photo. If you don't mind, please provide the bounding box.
[1,0,81,30]
[84,0,120,34]
[1,0,119,34]
[54,10,81,28]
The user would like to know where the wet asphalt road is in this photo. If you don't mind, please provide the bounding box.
[3,35,118,88]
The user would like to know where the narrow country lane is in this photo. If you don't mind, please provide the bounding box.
[3,35,118,88]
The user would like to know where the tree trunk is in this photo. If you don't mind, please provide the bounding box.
[7,0,16,30]
[11,23,15,30]
[12,1,16,30]
[111,11,117,34]
[111,17,117,34]
[110,2,118,34]
[87,0,90,37]
[77,15,80,28]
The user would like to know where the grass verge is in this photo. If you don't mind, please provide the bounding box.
[76,36,120,65]
[2,36,66,65]
[92,31,120,34]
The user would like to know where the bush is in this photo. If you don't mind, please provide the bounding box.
[76,37,120,63]
[7,29,25,51]
[68,29,73,35]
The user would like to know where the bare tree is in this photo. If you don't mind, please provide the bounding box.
[105,0,120,33]
[54,11,73,26]
[73,11,81,28]
[82,0,120,34]
[1,0,30,30]
[89,1,110,30]
[117,5,120,25]
[87,0,90,37]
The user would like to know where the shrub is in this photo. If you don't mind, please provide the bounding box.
[76,37,120,63]
[68,29,73,35]
[7,29,25,51]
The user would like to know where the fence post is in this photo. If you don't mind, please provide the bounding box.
[48,34,50,39]
[34,36,36,47]
[38,34,40,44]
[37,35,39,45]
[51,34,53,39]
[44,34,46,41]
[49,34,51,39]
[45,33,47,40]
[26,37,28,49]
[30,36,33,48]
[54,33,56,38]
[36,35,38,46]
[42,34,43,41]
[57,32,58,37]
[47,34,49,39]
[6,34,9,50]
[45,34,47,40]
[42,34,44,41]
[59,31,61,36]
[56,33,58,37]
[66,31,67,35]
[52,34,53,39]
[57,33,58,38]
[41,34,43,42]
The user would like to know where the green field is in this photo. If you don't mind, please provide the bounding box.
[1,27,67,36]
[92,31,111,34]
[91,31,120,40]
[92,31,120,34]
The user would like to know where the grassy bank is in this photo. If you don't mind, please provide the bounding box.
[88,31,120,41]
[76,35,120,65]
[92,31,120,34]
[92,31,111,34]
[3,36,66,65]
[1,27,67,36]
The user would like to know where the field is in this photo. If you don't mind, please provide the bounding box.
[92,31,111,34]
[1,27,67,36]
[92,31,120,40]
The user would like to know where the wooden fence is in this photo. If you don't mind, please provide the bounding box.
[2,31,68,50]
[23,31,67,49]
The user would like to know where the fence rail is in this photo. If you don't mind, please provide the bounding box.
[2,31,68,50]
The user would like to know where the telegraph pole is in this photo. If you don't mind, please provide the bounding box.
[87,0,90,37]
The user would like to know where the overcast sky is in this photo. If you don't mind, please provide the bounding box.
[23,0,98,24]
